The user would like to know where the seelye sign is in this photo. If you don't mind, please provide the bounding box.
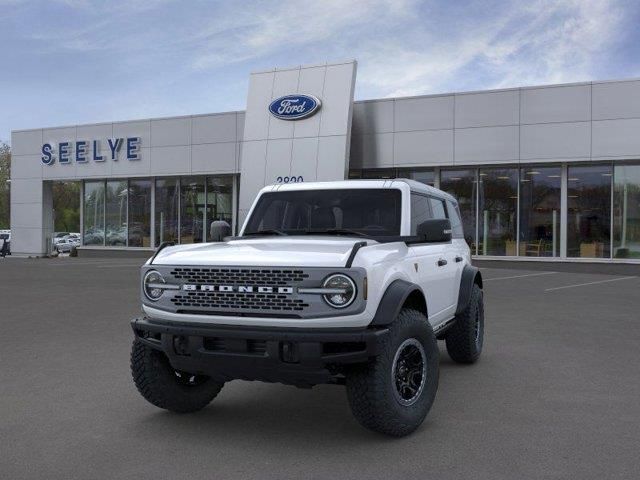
[268,94,321,120]
[41,137,141,165]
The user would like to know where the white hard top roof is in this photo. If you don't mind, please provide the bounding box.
[261,179,457,204]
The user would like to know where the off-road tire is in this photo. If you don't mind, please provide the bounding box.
[131,340,224,413]
[345,308,439,437]
[445,283,484,363]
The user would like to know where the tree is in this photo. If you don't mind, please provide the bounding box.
[52,182,80,232]
[0,142,10,229]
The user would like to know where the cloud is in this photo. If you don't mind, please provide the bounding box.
[190,0,417,70]
[356,0,626,98]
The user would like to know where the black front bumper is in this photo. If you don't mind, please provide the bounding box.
[131,317,389,387]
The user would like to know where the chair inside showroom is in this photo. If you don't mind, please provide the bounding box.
[524,238,543,256]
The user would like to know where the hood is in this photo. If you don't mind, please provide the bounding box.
[151,236,371,267]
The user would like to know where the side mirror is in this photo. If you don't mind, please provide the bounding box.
[416,218,452,243]
[209,220,231,242]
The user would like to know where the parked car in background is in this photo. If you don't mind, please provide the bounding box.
[54,237,80,253]
[0,230,10,256]
[52,232,70,247]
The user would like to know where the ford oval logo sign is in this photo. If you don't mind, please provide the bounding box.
[268,94,321,120]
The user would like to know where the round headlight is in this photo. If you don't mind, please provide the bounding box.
[322,274,356,308]
[143,270,165,301]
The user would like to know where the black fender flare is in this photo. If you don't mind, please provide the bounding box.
[455,265,483,315]
[370,279,427,326]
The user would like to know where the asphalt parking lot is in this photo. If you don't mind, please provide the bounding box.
[1,257,640,480]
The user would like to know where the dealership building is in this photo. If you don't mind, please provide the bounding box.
[9,59,640,262]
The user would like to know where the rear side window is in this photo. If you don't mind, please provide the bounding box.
[429,198,447,219]
[410,194,432,234]
[446,200,464,238]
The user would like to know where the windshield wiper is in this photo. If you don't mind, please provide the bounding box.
[243,229,287,236]
[303,228,370,238]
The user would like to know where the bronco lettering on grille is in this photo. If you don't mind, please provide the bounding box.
[182,285,294,294]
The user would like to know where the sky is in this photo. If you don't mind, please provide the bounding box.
[1,0,640,144]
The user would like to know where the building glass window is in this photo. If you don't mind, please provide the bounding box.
[519,166,561,257]
[613,164,640,259]
[155,177,179,245]
[478,168,518,256]
[349,168,396,179]
[180,176,206,244]
[567,165,612,258]
[105,180,128,246]
[402,169,435,186]
[206,176,234,240]
[440,169,477,252]
[83,181,105,246]
[128,179,152,247]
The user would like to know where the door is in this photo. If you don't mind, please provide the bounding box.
[408,194,458,324]
[428,196,459,319]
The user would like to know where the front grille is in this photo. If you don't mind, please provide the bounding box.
[171,291,309,311]
[166,267,312,314]
[170,267,309,286]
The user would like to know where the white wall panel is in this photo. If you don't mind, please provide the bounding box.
[238,140,267,213]
[317,135,349,181]
[151,117,190,147]
[243,72,275,141]
[394,129,453,166]
[394,95,454,131]
[236,113,245,142]
[9,227,44,254]
[192,142,236,173]
[10,178,43,204]
[351,133,394,169]
[11,154,42,179]
[191,114,237,144]
[521,122,590,160]
[593,80,640,120]
[10,203,43,228]
[592,118,640,158]
[293,67,324,138]
[352,101,394,135]
[455,125,518,164]
[264,139,293,184]
[290,137,319,181]
[455,90,519,128]
[319,62,357,137]
[521,85,591,124]
[150,146,190,175]
[11,129,42,156]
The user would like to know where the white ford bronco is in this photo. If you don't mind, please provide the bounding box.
[131,180,484,436]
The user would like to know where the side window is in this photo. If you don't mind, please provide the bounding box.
[410,193,432,234]
[429,197,447,219]
[446,200,464,238]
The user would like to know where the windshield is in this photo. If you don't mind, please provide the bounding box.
[243,189,402,237]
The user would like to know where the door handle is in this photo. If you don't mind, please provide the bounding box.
[437,258,447,267]
[455,256,463,263]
